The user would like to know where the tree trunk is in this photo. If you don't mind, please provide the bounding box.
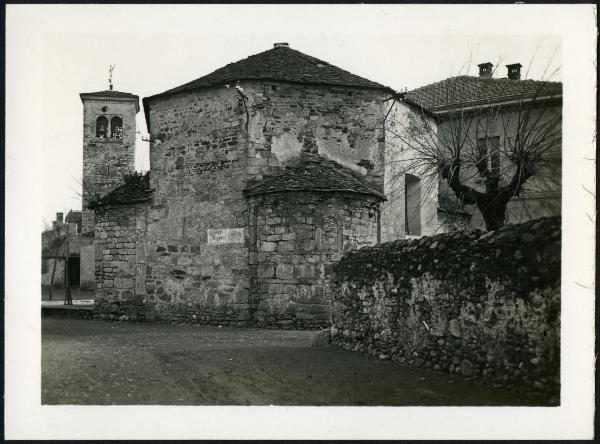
[64,229,73,305]
[477,193,510,231]
[48,229,61,301]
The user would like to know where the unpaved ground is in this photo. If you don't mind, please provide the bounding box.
[42,318,550,406]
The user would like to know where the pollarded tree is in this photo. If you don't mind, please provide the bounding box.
[386,60,562,231]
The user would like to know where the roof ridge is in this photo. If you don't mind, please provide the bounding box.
[148,45,393,100]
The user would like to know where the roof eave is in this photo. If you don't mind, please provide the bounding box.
[80,93,141,113]
[427,93,563,115]
[244,187,387,201]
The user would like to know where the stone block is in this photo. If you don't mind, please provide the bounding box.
[257,263,274,278]
[277,241,296,253]
[260,242,277,252]
[281,232,297,241]
[296,264,315,279]
[276,263,294,280]
[268,283,284,294]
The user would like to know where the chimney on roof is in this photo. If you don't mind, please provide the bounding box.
[506,63,522,80]
[274,42,289,48]
[56,212,64,223]
[478,62,493,79]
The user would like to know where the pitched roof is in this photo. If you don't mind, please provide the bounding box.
[92,172,153,208]
[405,76,562,113]
[244,155,386,200]
[80,90,140,112]
[147,44,394,100]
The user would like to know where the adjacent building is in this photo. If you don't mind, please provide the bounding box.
[402,62,562,230]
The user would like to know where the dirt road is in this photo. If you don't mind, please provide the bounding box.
[42,318,550,405]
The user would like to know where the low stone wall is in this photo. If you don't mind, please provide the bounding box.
[331,217,561,398]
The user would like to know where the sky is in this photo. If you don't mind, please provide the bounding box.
[9,5,563,227]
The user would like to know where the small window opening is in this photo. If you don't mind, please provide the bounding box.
[96,116,108,139]
[477,136,501,177]
[405,173,421,236]
[111,116,123,139]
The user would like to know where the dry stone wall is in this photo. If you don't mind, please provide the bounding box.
[249,191,380,329]
[331,216,561,399]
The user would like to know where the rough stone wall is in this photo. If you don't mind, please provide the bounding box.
[141,81,391,325]
[243,81,387,191]
[249,192,380,328]
[81,99,137,234]
[144,87,251,325]
[93,202,148,313]
[331,216,560,398]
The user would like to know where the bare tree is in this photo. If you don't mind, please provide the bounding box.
[47,224,63,301]
[385,60,562,231]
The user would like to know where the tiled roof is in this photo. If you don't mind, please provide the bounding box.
[80,90,139,99]
[147,44,394,100]
[80,90,140,111]
[244,155,386,200]
[92,172,153,207]
[405,76,562,113]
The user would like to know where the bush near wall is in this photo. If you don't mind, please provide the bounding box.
[331,216,561,400]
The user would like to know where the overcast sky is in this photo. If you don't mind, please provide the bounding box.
[8,5,565,227]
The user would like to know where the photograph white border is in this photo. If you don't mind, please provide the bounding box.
[5,4,596,440]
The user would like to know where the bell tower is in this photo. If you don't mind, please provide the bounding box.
[79,82,139,234]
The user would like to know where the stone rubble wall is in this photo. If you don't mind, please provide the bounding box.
[244,81,387,192]
[93,202,148,318]
[144,87,252,325]
[140,81,390,326]
[81,99,137,234]
[250,192,380,329]
[331,216,561,398]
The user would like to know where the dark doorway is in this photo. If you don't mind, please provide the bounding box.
[67,256,80,287]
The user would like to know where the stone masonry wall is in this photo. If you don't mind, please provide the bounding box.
[93,202,148,318]
[81,98,137,234]
[144,87,251,325]
[331,216,561,399]
[244,81,387,192]
[141,81,391,326]
[250,191,380,329]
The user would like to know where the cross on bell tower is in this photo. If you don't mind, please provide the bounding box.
[108,64,116,91]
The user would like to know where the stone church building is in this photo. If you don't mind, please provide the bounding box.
[81,43,560,326]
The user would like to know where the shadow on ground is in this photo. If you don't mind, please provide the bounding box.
[42,318,553,406]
